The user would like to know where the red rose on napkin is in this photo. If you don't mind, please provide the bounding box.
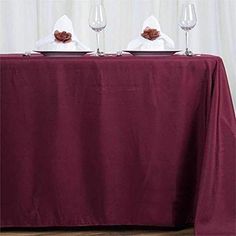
[54,30,72,43]
[141,27,160,41]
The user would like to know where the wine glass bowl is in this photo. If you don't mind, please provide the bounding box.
[179,3,197,56]
[89,2,107,56]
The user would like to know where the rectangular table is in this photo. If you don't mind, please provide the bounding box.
[1,54,236,236]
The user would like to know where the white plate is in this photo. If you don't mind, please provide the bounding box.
[34,50,92,57]
[123,50,182,56]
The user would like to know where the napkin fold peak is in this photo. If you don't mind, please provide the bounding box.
[142,15,161,31]
[53,15,74,34]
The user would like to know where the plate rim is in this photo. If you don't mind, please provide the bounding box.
[123,49,182,53]
[33,50,93,54]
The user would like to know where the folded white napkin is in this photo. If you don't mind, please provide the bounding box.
[127,16,175,51]
[36,15,90,51]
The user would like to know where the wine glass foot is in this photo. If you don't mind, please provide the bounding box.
[89,51,105,57]
[185,50,194,56]
[98,52,105,57]
[95,49,105,57]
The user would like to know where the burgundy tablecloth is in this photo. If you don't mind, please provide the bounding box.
[1,54,235,235]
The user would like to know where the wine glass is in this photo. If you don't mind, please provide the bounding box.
[89,1,107,56]
[179,3,197,56]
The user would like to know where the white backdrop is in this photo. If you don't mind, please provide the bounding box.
[0,0,235,110]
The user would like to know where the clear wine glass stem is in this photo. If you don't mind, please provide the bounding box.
[96,32,100,55]
[185,31,189,54]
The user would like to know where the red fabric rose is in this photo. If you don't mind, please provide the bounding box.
[141,27,160,41]
[54,30,72,43]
